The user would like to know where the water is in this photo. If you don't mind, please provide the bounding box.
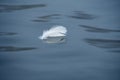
[0,0,120,80]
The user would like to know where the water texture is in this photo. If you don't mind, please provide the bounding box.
[0,0,120,80]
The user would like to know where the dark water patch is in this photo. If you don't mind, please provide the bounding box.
[32,14,61,22]
[84,39,120,48]
[43,51,81,59]
[0,46,37,52]
[32,19,49,22]
[0,55,16,66]
[0,32,17,36]
[110,50,120,53]
[0,4,46,12]
[80,25,120,33]
[68,11,96,20]
[0,37,21,44]
[38,14,61,19]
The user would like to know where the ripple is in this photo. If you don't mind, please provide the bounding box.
[84,39,120,48]
[68,11,96,20]
[0,32,17,36]
[80,25,120,33]
[84,38,120,53]
[32,14,61,22]
[0,46,37,52]
[0,4,46,12]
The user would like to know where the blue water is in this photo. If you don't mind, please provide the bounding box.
[0,0,120,80]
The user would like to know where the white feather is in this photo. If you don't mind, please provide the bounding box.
[39,25,67,40]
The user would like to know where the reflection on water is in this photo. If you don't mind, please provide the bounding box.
[0,46,36,52]
[0,4,46,12]
[85,38,120,53]
[33,14,61,22]
[80,25,120,33]
[43,37,66,43]
[85,39,120,48]
[0,32,17,36]
[69,11,96,20]
[0,32,36,52]
[82,24,120,53]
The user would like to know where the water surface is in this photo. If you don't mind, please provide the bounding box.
[0,0,120,80]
